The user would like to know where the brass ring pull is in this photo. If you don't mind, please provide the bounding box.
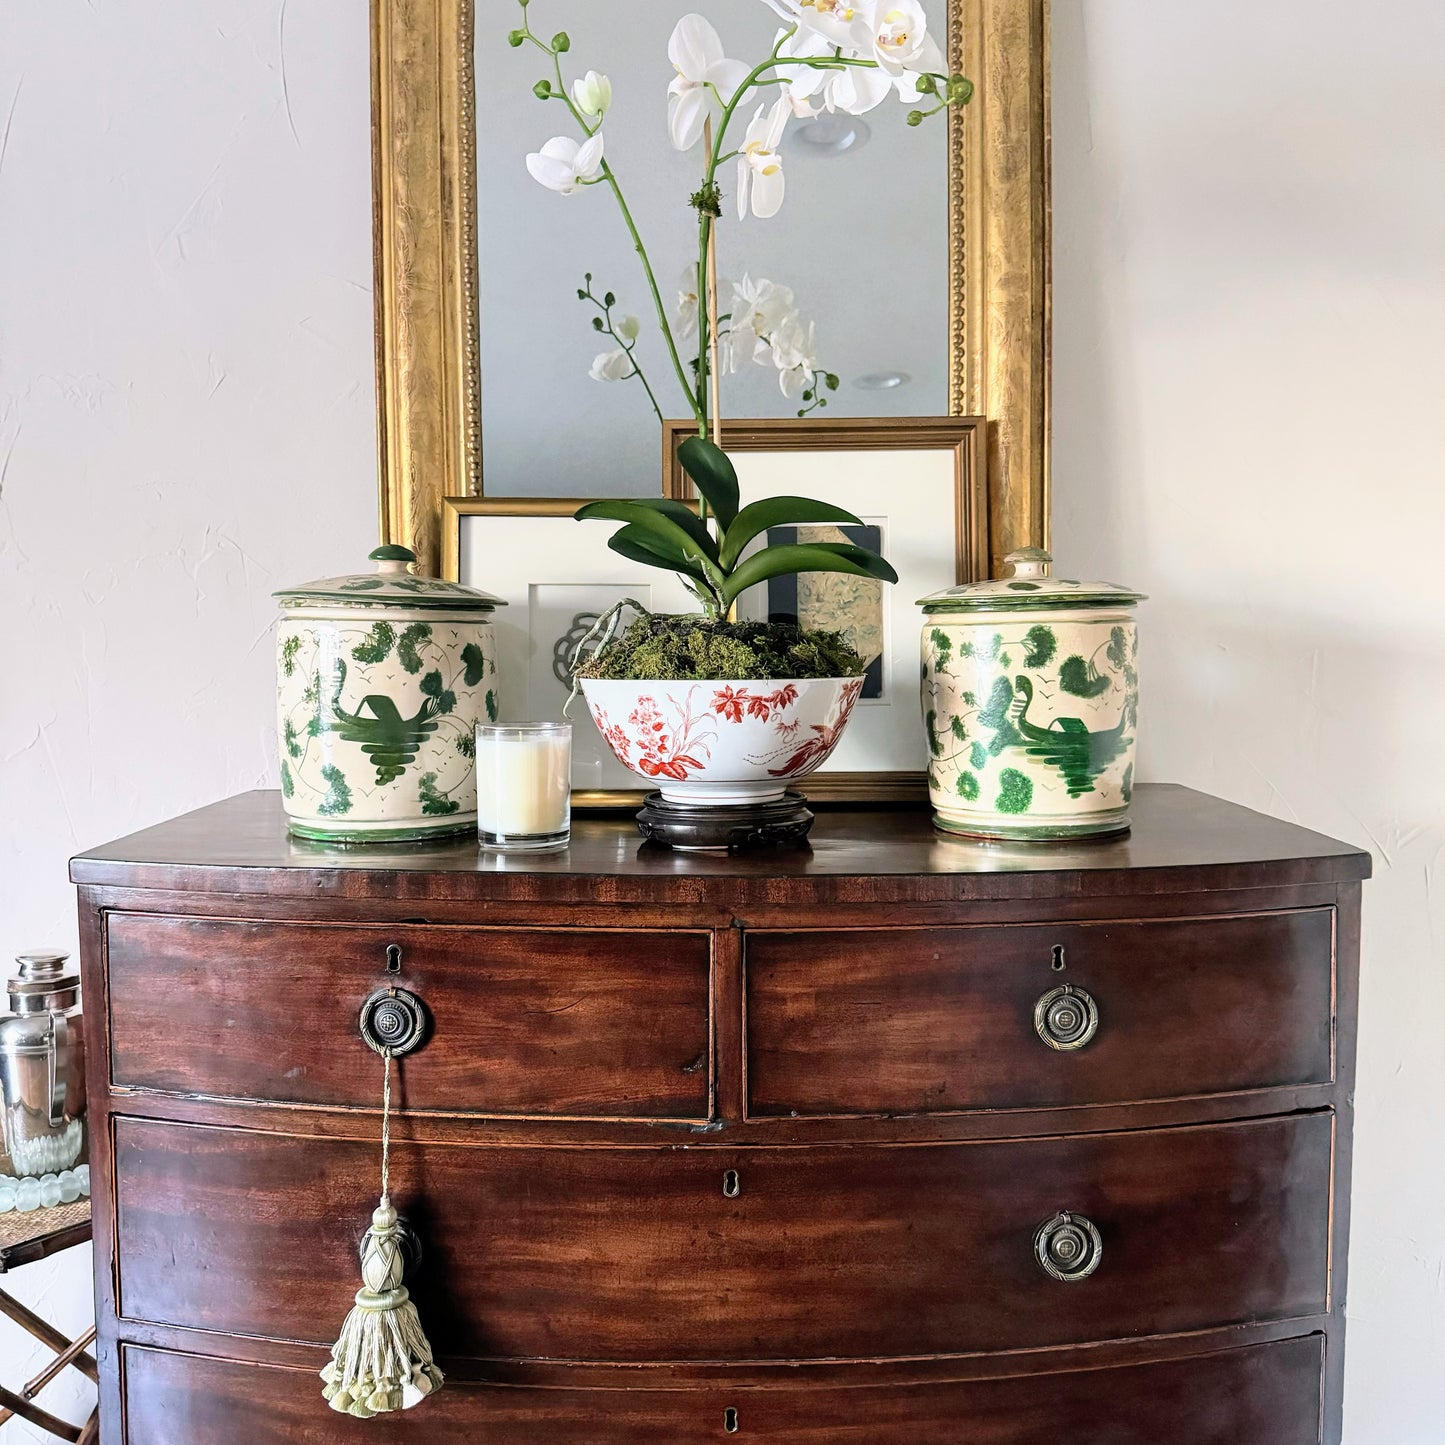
[1034,1210,1103,1282]
[359,987,429,1057]
[1033,983,1099,1051]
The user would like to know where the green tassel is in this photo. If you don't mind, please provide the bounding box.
[320,1199,444,1415]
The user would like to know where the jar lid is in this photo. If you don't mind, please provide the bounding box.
[274,546,505,612]
[919,548,1146,613]
[7,951,80,1014]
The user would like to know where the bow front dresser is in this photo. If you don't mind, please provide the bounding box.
[71,784,1368,1443]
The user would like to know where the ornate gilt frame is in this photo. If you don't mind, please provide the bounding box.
[373,0,1050,579]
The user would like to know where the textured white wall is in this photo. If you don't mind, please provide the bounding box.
[0,2,375,1436]
[1,2,1439,1440]
[1052,4,1445,1441]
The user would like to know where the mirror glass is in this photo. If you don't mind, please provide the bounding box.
[474,1,950,496]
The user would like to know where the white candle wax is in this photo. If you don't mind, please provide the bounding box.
[476,724,571,850]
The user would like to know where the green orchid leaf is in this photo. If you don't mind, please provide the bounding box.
[718,496,865,570]
[606,525,708,582]
[677,436,740,530]
[720,542,899,611]
[613,497,719,560]
[574,498,718,565]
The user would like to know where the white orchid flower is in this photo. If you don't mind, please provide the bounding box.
[719,275,795,371]
[770,314,819,398]
[736,96,791,220]
[615,314,641,344]
[870,2,944,76]
[589,348,637,382]
[774,27,833,113]
[667,15,749,150]
[772,0,874,55]
[525,133,605,195]
[571,70,613,119]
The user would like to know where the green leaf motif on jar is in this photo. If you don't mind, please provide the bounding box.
[397,623,432,675]
[317,764,353,816]
[281,635,302,677]
[280,760,294,798]
[351,621,396,665]
[1059,655,1112,698]
[949,715,967,742]
[929,627,953,671]
[1122,762,1134,802]
[455,732,476,759]
[461,641,488,687]
[970,741,988,770]
[485,689,499,723]
[419,671,457,715]
[956,771,980,801]
[418,772,460,817]
[925,709,944,758]
[996,768,1034,814]
[283,718,303,761]
[1023,624,1056,668]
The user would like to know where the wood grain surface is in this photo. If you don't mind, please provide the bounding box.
[113,1113,1331,1363]
[746,908,1335,1116]
[120,1335,1325,1445]
[107,916,712,1118]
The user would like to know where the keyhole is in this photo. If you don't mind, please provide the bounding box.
[724,1407,740,1432]
[722,1169,741,1199]
[1050,945,1066,972]
[385,943,403,974]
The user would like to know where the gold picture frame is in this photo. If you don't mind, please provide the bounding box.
[372,0,1051,580]
[442,495,701,808]
[662,417,989,588]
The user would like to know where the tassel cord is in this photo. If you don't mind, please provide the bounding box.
[380,1044,393,1205]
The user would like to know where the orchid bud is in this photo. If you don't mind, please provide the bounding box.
[507,29,525,47]
[533,79,553,100]
[551,31,570,53]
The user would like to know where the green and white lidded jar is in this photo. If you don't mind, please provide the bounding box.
[919,548,1145,840]
[274,546,504,843]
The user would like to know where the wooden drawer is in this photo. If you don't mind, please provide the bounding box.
[120,1337,1325,1443]
[114,1113,1331,1361]
[105,915,711,1119]
[746,910,1334,1117]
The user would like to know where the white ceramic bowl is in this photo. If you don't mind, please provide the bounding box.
[579,676,865,805]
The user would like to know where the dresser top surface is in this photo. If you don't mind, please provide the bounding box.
[70,784,1369,904]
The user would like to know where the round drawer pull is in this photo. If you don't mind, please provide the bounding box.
[359,987,429,1057]
[1034,1210,1103,1282]
[1033,983,1098,1051]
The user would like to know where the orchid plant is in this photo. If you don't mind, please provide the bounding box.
[514,1,972,626]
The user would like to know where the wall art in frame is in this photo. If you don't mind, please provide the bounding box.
[443,497,699,806]
[665,417,987,803]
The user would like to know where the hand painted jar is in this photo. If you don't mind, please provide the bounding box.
[275,546,504,843]
[919,548,1145,840]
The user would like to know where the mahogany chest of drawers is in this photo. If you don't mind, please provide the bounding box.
[71,784,1369,1444]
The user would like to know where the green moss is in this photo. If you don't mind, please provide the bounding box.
[579,615,864,682]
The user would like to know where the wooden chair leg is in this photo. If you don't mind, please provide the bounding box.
[77,1405,100,1444]
[0,1286,98,1381]
[0,1383,83,1442]
[24,1323,99,1399]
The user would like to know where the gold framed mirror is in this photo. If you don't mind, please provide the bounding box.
[372,0,1050,579]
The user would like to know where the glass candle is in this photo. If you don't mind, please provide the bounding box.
[476,722,571,852]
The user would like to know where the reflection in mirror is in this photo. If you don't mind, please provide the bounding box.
[475,1,950,498]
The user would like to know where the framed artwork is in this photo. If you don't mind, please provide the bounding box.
[665,417,986,802]
[443,498,698,806]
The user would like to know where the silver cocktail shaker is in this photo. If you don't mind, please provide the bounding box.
[0,951,87,1179]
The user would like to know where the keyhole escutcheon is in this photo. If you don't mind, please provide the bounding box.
[724,1406,740,1432]
[722,1169,741,1199]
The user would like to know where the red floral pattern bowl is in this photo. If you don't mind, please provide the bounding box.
[579,676,865,805]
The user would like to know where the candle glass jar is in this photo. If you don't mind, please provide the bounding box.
[476,722,571,852]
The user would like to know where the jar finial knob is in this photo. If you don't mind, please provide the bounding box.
[368,544,417,578]
[1004,547,1052,581]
